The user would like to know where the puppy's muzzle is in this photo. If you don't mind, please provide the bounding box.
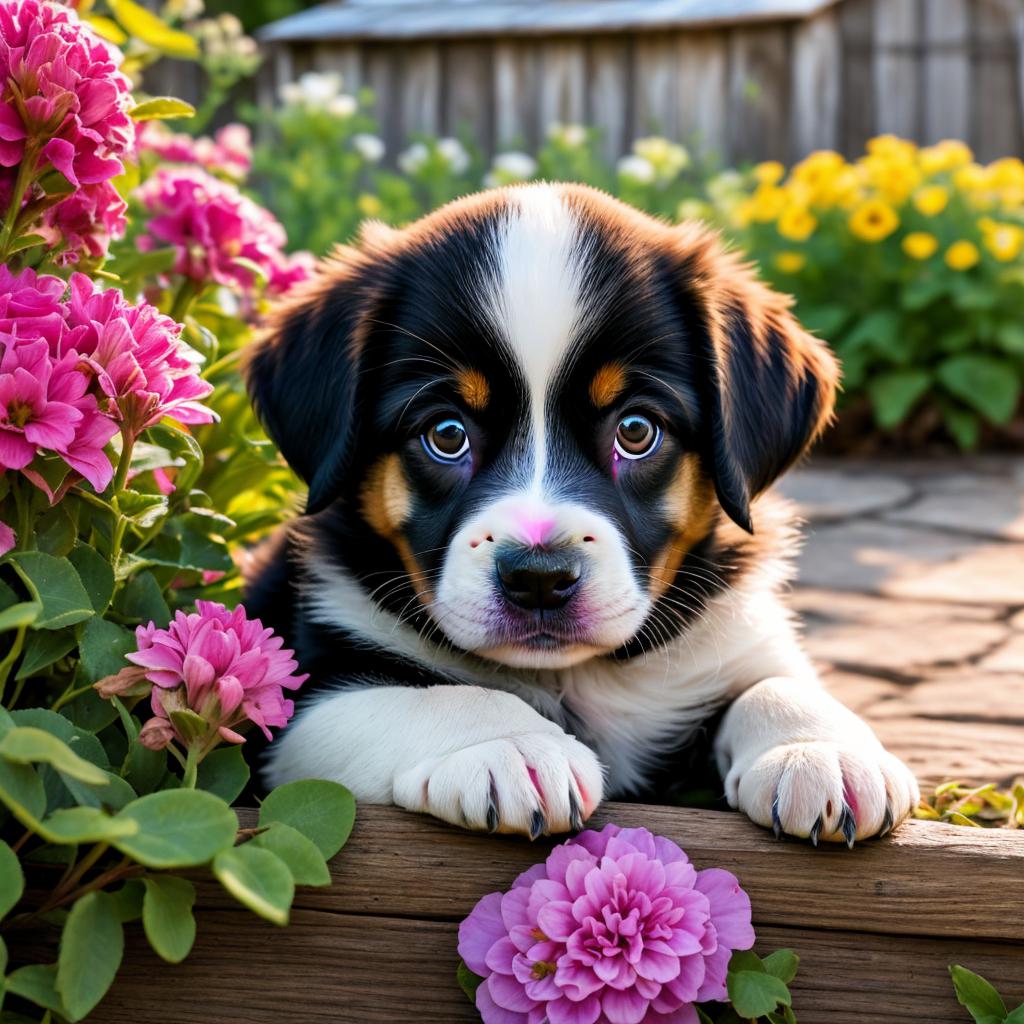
[495,544,582,611]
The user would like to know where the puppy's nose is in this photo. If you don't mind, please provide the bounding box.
[495,546,582,611]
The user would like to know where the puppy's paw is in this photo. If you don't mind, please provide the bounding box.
[392,731,604,838]
[726,741,919,845]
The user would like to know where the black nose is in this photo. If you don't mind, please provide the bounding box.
[495,547,582,611]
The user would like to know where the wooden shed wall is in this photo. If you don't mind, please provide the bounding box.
[257,0,1024,165]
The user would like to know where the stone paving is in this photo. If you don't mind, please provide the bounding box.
[777,457,1024,792]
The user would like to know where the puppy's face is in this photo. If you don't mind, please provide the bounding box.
[248,185,837,669]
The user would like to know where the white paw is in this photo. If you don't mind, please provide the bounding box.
[392,730,605,838]
[725,741,919,845]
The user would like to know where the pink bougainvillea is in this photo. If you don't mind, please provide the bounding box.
[137,121,253,182]
[127,599,308,750]
[459,824,755,1024]
[135,167,313,299]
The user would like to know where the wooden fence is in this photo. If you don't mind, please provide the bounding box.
[246,0,1024,166]
[92,803,1024,1023]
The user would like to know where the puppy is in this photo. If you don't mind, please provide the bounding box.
[244,183,919,844]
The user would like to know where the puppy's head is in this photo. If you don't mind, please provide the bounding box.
[247,184,837,669]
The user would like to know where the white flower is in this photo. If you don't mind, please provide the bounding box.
[490,151,537,182]
[162,0,204,20]
[298,71,342,105]
[326,93,358,118]
[398,142,430,174]
[217,12,242,37]
[547,122,587,148]
[706,169,745,204]
[437,137,470,174]
[616,154,656,184]
[632,136,690,182]
[353,133,386,163]
[278,81,303,106]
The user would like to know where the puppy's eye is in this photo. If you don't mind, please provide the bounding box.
[614,412,661,460]
[422,418,470,462]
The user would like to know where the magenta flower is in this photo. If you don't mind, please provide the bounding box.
[138,121,253,182]
[0,0,134,184]
[135,167,311,298]
[127,600,308,749]
[0,519,14,555]
[37,180,127,266]
[63,273,215,436]
[458,825,755,1024]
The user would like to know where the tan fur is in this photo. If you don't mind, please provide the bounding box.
[589,362,627,408]
[648,455,718,600]
[456,368,490,411]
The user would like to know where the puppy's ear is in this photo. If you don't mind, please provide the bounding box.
[678,228,839,533]
[245,249,372,514]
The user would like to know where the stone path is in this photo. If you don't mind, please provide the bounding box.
[777,457,1024,792]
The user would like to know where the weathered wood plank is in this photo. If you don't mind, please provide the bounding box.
[790,9,841,158]
[397,43,442,141]
[837,0,876,155]
[586,36,631,160]
[493,40,541,150]
[727,25,792,162]
[311,41,363,92]
[971,0,1024,160]
[362,45,400,156]
[93,911,1024,1023]
[220,804,1024,942]
[632,36,678,137]
[442,41,494,152]
[537,39,588,134]
[922,0,970,144]
[872,0,920,138]
[675,32,730,160]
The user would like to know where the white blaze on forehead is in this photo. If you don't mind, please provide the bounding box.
[486,185,592,490]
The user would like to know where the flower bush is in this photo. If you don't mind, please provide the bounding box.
[0,4,351,1020]
[457,824,800,1024]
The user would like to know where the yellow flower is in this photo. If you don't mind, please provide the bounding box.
[753,161,785,186]
[775,251,806,273]
[848,199,899,242]
[912,185,949,217]
[632,136,689,181]
[357,193,384,217]
[919,139,973,175]
[861,154,921,204]
[675,198,709,222]
[902,231,939,260]
[953,163,988,193]
[986,157,1024,192]
[981,222,1024,262]
[777,205,817,241]
[867,135,918,163]
[749,184,787,222]
[790,151,846,202]
[945,240,980,270]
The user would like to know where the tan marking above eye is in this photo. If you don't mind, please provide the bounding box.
[456,368,490,411]
[589,362,627,408]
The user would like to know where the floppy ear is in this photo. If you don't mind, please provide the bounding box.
[679,230,840,533]
[245,248,373,514]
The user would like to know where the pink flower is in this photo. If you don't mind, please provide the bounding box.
[137,122,252,182]
[126,600,308,746]
[458,825,755,1024]
[0,519,15,554]
[63,273,215,436]
[135,167,308,298]
[37,180,127,265]
[0,0,133,183]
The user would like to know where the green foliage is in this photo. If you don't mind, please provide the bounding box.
[950,965,1024,1024]
[258,778,356,860]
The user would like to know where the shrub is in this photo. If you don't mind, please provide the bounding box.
[0,3,353,1019]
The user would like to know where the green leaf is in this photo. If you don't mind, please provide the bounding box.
[0,839,24,919]
[7,552,93,630]
[762,949,800,985]
[195,743,249,803]
[77,617,137,684]
[11,709,108,769]
[1004,1004,1024,1023]
[5,964,66,1015]
[0,601,41,632]
[168,708,207,744]
[68,545,115,614]
[258,779,356,860]
[232,255,269,286]
[901,275,948,311]
[115,570,171,626]
[57,891,124,1021]
[727,968,792,1018]
[937,355,1021,424]
[7,233,45,255]
[456,960,485,1002]
[142,875,196,963]
[251,823,331,886]
[949,965,1008,1023]
[15,628,76,679]
[0,757,46,828]
[941,404,981,450]
[38,806,139,845]
[0,727,108,784]
[108,0,199,57]
[125,739,168,795]
[145,425,203,495]
[996,321,1024,355]
[115,489,169,528]
[213,844,294,926]
[112,789,238,868]
[108,878,145,923]
[129,96,196,121]
[60,767,137,813]
[867,369,932,428]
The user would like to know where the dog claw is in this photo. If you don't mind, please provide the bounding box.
[771,796,783,839]
[568,788,584,832]
[529,808,546,841]
[839,805,857,848]
[809,814,823,847]
[486,775,499,832]
[880,802,894,837]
